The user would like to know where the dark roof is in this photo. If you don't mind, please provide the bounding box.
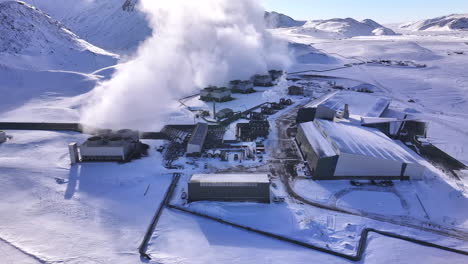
[188,123,208,146]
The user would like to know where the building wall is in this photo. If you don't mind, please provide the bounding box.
[296,125,339,178]
[187,143,203,154]
[188,182,270,203]
[79,146,127,160]
[315,105,336,121]
[334,152,418,178]
[0,131,6,143]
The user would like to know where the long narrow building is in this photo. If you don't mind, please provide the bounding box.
[188,173,271,203]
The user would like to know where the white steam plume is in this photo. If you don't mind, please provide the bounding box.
[81,0,291,131]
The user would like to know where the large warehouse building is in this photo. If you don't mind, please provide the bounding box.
[296,120,425,180]
[188,173,271,203]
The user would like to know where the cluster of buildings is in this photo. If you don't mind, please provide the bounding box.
[200,70,283,102]
[295,91,427,180]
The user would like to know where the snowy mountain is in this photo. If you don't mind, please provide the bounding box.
[292,18,397,38]
[264,11,306,28]
[0,1,118,72]
[400,14,468,31]
[13,0,152,53]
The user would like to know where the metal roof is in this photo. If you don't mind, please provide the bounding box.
[190,173,270,183]
[316,120,420,164]
[299,121,339,158]
[306,91,391,117]
[188,123,208,146]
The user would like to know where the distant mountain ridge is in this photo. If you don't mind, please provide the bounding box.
[264,11,306,28]
[400,14,468,31]
[9,0,152,53]
[292,17,397,38]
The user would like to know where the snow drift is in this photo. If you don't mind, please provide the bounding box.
[400,14,468,31]
[81,0,291,130]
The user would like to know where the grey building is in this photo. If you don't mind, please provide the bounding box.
[229,80,255,93]
[200,86,232,102]
[76,129,141,162]
[288,85,304,95]
[0,131,6,143]
[361,117,427,141]
[187,123,208,155]
[251,74,274,87]
[188,173,271,203]
[296,120,425,180]
[215,108,234,120]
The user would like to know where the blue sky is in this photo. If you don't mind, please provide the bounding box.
[263,0,468,24]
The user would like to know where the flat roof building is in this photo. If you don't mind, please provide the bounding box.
[200,86,232,102]
[296,120,425,180]
[187,123,208,155]
[229,80,255,94]
[251,74,274,87]
[188,173,270,203]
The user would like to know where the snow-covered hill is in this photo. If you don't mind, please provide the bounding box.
[0,1,118,72]
[400,14,468,31]
[264,11,306,28]
[292,18,397,39]
[20,0,152,53]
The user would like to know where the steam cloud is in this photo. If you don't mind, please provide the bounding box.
[81,0,291,130]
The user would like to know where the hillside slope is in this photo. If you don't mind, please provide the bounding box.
[0,1,118,72]
[401,14,468,31]
[265,11,306,28]
[292,18,397,38]
[21,0,152,53]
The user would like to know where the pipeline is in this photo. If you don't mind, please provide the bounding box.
[139,173,181,259]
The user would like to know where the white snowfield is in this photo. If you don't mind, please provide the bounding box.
[0,1,468,264]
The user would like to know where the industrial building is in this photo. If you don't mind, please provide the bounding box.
[229,80,255,93]
[297,91,391,123]
[236,120,270,141]
[70,129,141,163]
[251,74,274,87]
[288,85,304,95]
[0,131,6,143]
[296,120,425,180]
[188,173,271,203]
[200,86,232,102]
[269,70,283,81]
[215,108,234,120]
[361,117,428,141]
[186,123,208,155]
